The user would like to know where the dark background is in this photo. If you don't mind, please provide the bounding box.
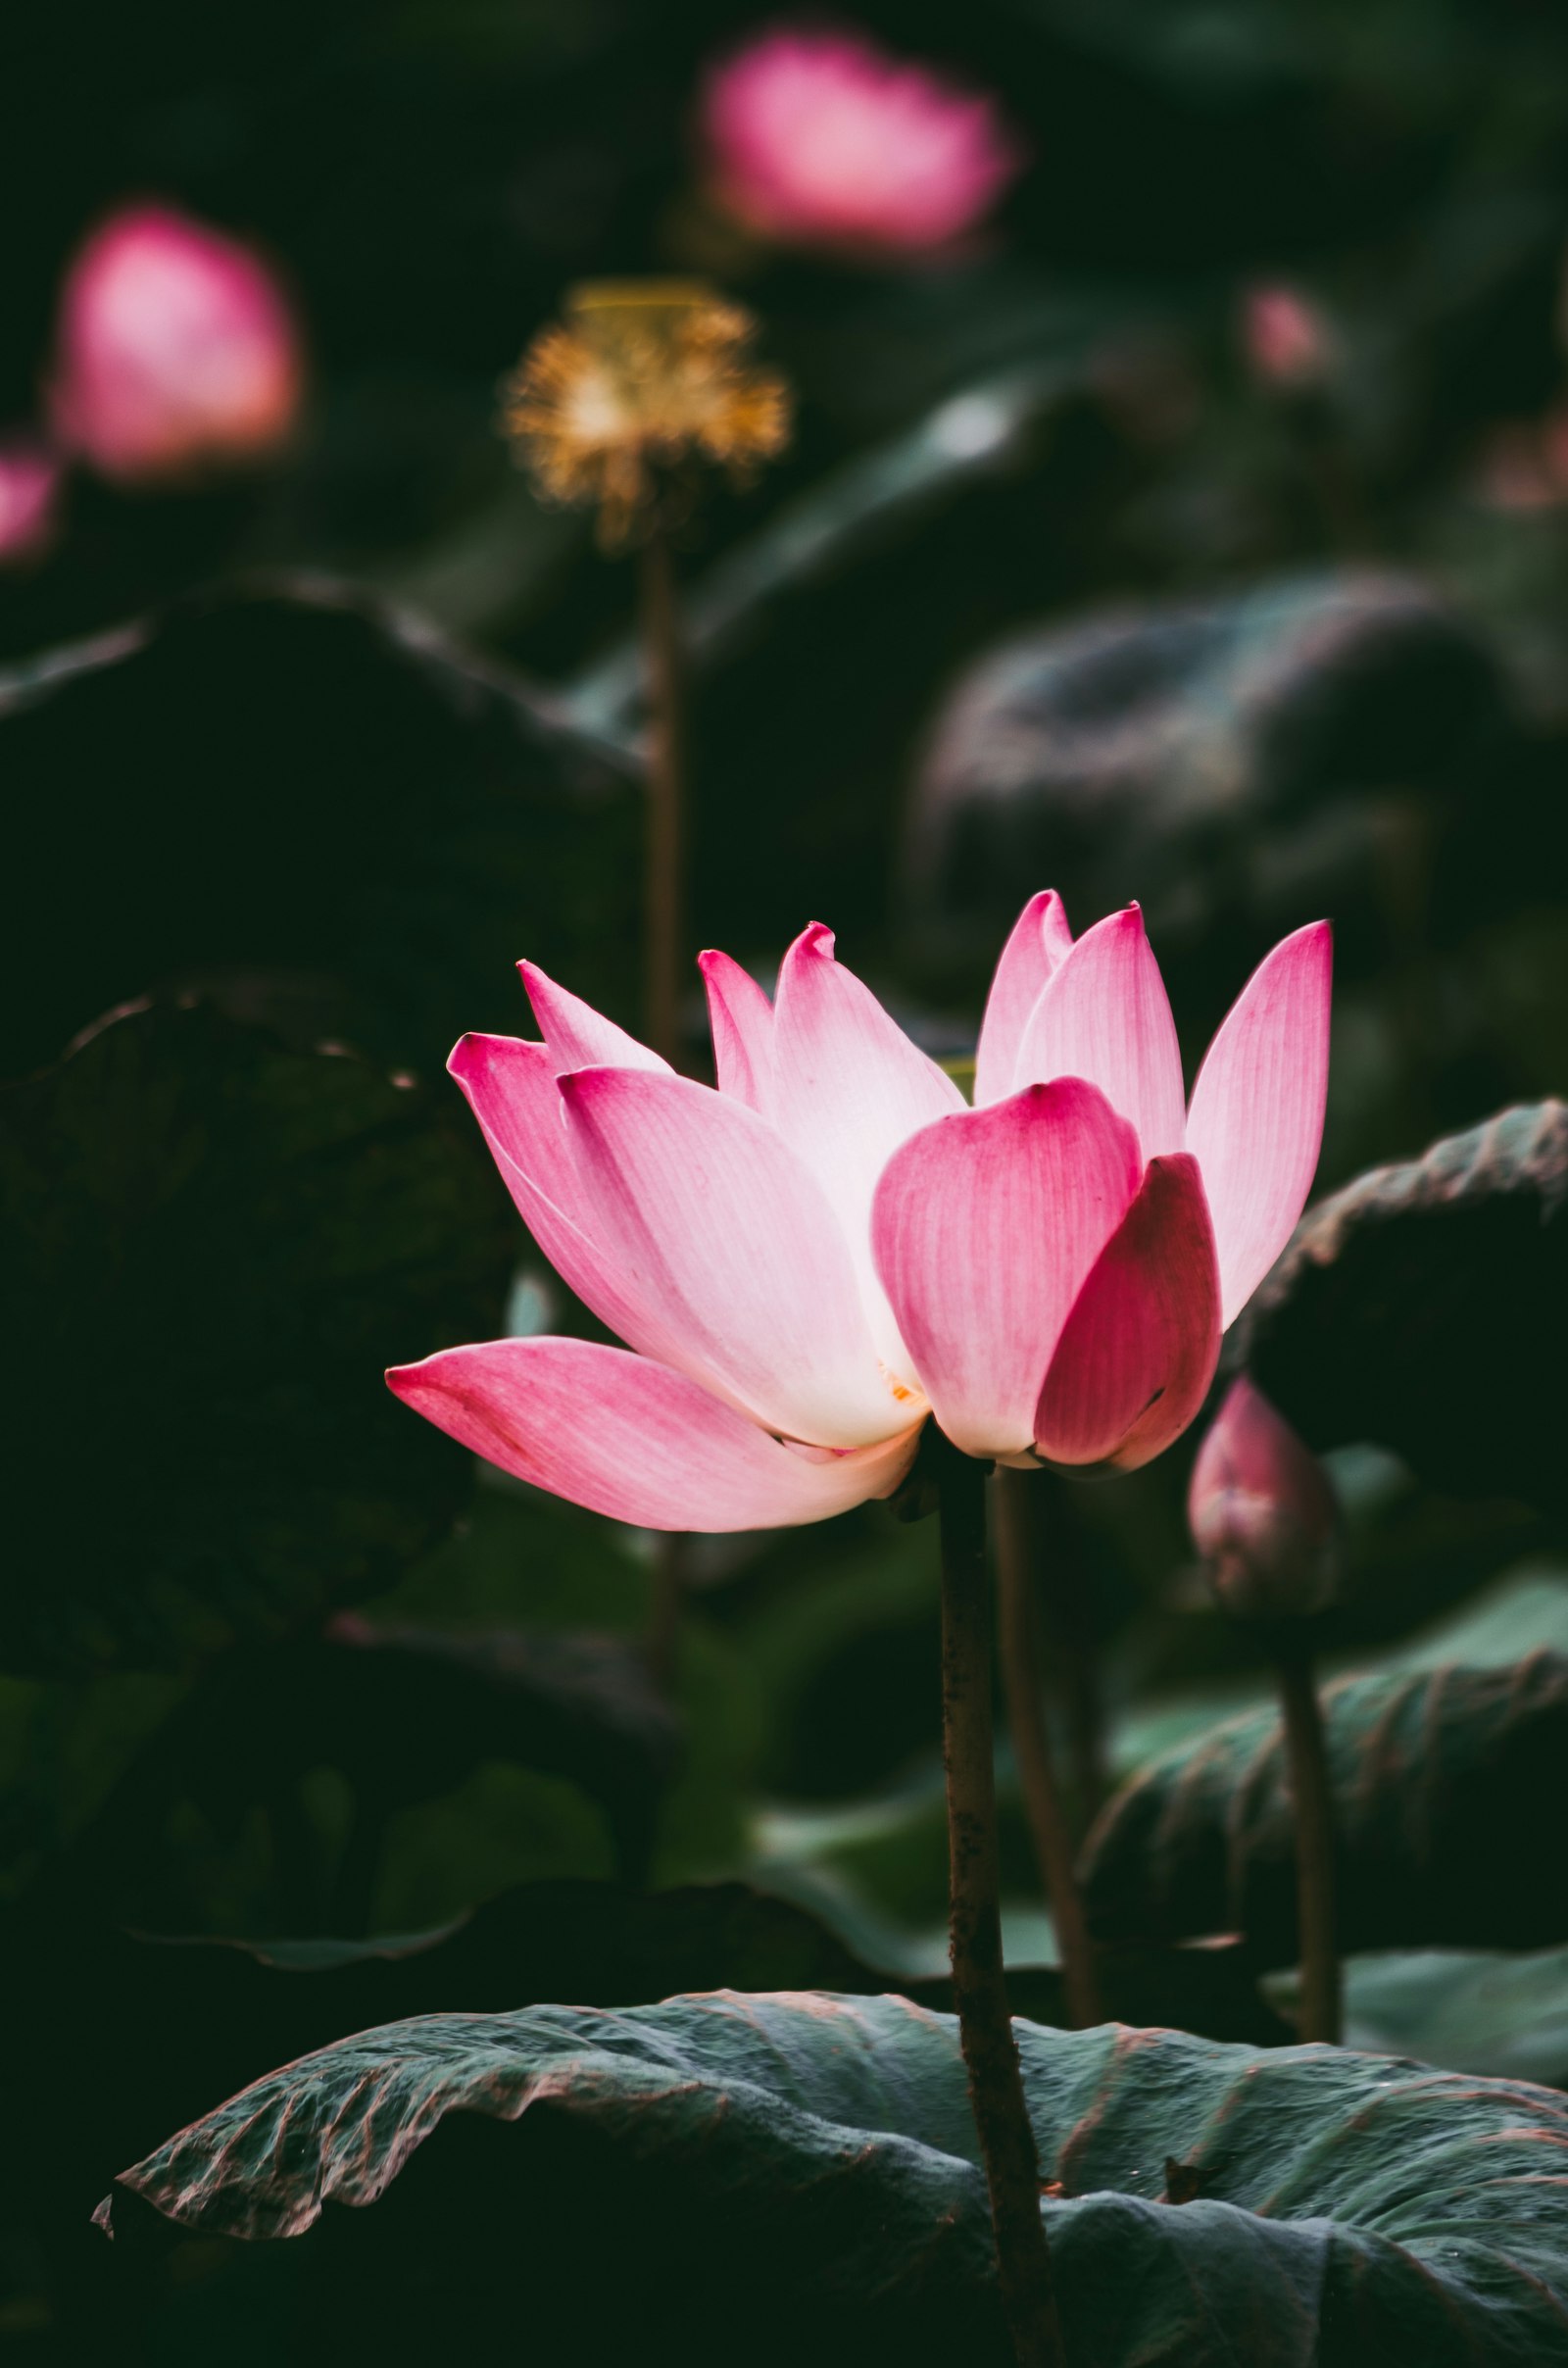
[3,0,1568,2358]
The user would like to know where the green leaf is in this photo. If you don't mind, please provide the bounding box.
[1080,1653,1568,1959]
[0,581,642,1080]
[1267,1947,1568,2090]
[0,998,513,1674]
[1240,1100,1568,1505]
[95,1992,1568,2366]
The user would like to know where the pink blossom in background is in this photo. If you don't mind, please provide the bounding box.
[1188,1374,1340,1620]
[49,204,303,484]
[1242,281,1335,391]
[388,894,1331,1530]
[1477,408,1568,513]
[0,438,63,566]
[700,25,1023,258]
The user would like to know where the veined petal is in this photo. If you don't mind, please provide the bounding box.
[1184,920,1333,1328]
[700,948,775,1114]
[518,960,669,1075]
[973,889,1073,1106]
[1013,905,1186,1159]
[387,1338,922,1531]
[449,1033,649,1343]
[559,1064,906,1449]
[1034,1152,1221,1472]
[871,1079,1140,1457]
[771,921,965,1369]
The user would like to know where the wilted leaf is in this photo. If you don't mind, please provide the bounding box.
[0,998,512,1673]
[96,1991,1568,2367]
[1241,1100,1568,1504]
[1080,1653,1568,1960]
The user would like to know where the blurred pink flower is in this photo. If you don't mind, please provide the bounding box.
[389,897,1331,1528]
[700,24,1023,258]
[0,438,63,566]
[1189,1374,1340,1620]
[49,204,303,484]
[1242,282,1335,391]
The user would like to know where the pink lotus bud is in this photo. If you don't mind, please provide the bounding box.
[1189,1376,1340,1619]
[1241,282,1335,392]
[699,25,1023,258]
[49,204,304,484]
[0,438,63,566]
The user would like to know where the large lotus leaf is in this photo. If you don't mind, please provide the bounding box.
[0,997,513,1673]
[0,579,642,1081]
[1079,1653,1568,1960]
[96,1991,1568,2367]
[903,570,1509,962]
[1240,1100,1568,1504]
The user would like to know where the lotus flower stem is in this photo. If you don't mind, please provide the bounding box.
[936,1433,1066,2368]
[993,1469,1103,2029]
[640,522,686,1071]
[1275,1644,1341,2044]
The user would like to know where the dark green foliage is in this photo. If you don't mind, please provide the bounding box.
[1080,1655,1568,1960]
[95,1992,1568,2366]
[0,996,514,1672]
[1241,1102,1568,1504]
[0,583,642,1082]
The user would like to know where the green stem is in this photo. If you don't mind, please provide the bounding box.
[1276,1645,1341,2045]
[935,1434,1067,2368]
[993,1470,1103,2029]
[1033,1475,1108,1836]
[640,523,685,1071]
[639,524,687,1691]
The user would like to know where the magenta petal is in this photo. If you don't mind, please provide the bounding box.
[700,948,775,1113]
[518,961,668,1075]
[871,1079,1140,1457]
[387,1338,923,1531]
[1034,1153,1222,1472]
[559,1064,904,1449]
[771,921,964,1369]
[1013,904,1186,1159]
[1185,921,1332,1327]
[973,890,1074,1106]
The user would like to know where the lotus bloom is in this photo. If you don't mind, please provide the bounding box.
[700,25,1023,258]
[1189,1375,1340,1620]
[0,438,63,566]
[389,897,1331,1530]
[49,204,303,484]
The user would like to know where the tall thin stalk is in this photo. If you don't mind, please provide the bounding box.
[639,522,685,1072]
[993,1469,1103,2029]
[935,1434,1066,2368]
[639,521,687,1689]
[1032,1475,1108,1835]
[1275,1643,1341,2044]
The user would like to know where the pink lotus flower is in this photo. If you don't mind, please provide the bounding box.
[49,204,303,484]
[388,897,1331,1530]
[0,438,63,566]
[1189,1373,1340,1620]
[699,25,1022,258]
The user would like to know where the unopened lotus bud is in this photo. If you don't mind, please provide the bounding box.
[1188,1375,1339,1619]
[0,438,63,566]
[1241,282,1336,393]
[49,204,304,484]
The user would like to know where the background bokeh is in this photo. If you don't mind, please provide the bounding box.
[3,2,1568,2360]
